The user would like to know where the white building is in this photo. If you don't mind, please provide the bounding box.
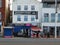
[12,0,60,38]
[12,0,42,26]
[42,1,60,37]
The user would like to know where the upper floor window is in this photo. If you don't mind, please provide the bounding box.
[31,5,35,10]
[0,0,2,8]
[51,13,55,22]
[24,5,28,10]
[17,5,21,10]
[0,12,1,20]
[44,13,49,22]
[43,3,55,8]
[58,13,60,22]
[17,15,21,21]
[31,15,35,21]
[24,15,28,21]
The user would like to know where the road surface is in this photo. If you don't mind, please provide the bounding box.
[0,38,60,45]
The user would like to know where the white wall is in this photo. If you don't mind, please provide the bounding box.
[12,0,42,24]
[42,7,60,26]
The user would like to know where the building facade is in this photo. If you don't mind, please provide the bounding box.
[42,0,60,38]
[12,0,42,37]
[12,0,42,25]
[12,0,60,38]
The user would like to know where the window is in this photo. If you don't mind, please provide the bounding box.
[58,13,60,22]
[24,15,28,21]
[0,0,2,8]
[24,5,28,10]
[31,5,35,10]
[43,3,55,8]
[51,13,55,22]
[17,15,21,21]
[31,16,35,21]
[44,13,49,22]
[17,5,21,10]
[43,26,49,33]
[0,26,1,32]
[0,12,1,20]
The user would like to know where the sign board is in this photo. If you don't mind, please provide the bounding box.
[14,11,38,19]
[14,11,38,15]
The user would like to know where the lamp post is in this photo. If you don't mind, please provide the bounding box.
[55,0,57,38]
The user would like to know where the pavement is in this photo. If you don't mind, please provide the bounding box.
[0,38,60,45]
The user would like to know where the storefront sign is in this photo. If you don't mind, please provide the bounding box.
[14,11,38,19]
[14,11,38,15]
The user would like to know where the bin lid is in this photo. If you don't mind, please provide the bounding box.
[4,26,13,28]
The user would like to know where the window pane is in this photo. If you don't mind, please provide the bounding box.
[24,15,28,21]
[17,15,21,21]
[43,26,48,33]
[44,13,49,22]
[24,5,28,10]
[51,13,55,22]
[0,0,2,8]
[17,5,21,10]
[58,13,60,22]
[31,16,35,21]
[31,5,35,10]
[0,12,1,20]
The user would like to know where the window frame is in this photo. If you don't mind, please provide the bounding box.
[51,13,55,22]
[17,15,21,21]
[24,15,28,21]
[31,5,35,10]
[24,5,28,10]
[17,5,21,10]
[44,13,49,22]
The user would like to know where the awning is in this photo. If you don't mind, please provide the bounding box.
[31,26,41,31]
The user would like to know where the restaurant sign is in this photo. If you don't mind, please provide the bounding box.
[14,11,38,15]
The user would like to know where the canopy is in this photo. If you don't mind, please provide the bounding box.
[31,26,41,31]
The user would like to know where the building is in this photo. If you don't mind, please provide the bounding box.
[12,0,42,37]
[0,0,6,36]
[42,0,60,38]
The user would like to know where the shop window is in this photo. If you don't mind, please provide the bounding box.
[43,26,49,33]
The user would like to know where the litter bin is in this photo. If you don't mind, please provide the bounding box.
[3,27,13,38]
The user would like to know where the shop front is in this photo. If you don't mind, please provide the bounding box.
[13,25,31,37]
[43,26,55,38]
[31,26,41,38]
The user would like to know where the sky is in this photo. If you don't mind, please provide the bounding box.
[10,0,42,10]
